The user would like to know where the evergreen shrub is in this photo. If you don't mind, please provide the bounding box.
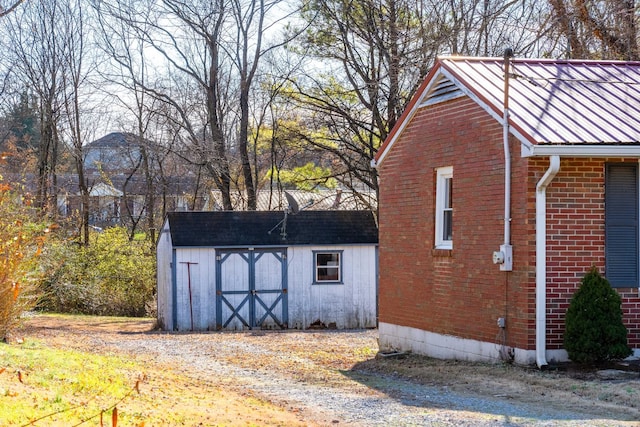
[564,266,632,364]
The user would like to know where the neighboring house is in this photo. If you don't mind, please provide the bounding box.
[83,132,142,173]
[56,173,205,228]
[372,55,640,367]
[87,182,123,226]
[156,210,378,331]
[55,132,210,227]
[55,132,376,227]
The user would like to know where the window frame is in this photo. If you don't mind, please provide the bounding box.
[312,250,343,284]
[435,166,453,250]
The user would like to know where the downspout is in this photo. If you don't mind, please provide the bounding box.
[535,155,560,368]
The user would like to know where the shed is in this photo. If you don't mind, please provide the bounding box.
[373,56,640,367]
[157,210,378,331]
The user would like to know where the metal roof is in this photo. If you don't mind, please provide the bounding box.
[442,57,640,144]
[165,210,378,247]
[374,57,640,165]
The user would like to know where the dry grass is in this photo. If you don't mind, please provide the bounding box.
[355,354,640,420]
[5,314,640,426]
[1,315,311,426]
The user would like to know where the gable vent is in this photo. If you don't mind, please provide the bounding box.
[421,74,463,106]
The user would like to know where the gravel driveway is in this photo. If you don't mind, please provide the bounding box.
[22,315,640,426]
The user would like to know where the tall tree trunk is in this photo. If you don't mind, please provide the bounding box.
[239,79,256,210]
[37,100,57,217]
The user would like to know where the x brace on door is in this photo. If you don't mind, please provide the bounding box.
[215,249,288,330]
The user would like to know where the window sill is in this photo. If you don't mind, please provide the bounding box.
[432,248,453,257]
[313,281,344,285]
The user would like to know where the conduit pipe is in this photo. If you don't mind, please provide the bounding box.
[498,48,514,271]
[503,49,513,249]
[535,155,560,368]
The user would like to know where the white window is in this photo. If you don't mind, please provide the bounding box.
[435,166,453,249]
[313,251,342,284]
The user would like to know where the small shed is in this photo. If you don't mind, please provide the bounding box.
[157,210,378,331]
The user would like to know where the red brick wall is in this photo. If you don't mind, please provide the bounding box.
[379,95,640,354]
[529,157,640,349]
[378,96,535,350]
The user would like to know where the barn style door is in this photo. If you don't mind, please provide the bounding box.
[215,248,288,330]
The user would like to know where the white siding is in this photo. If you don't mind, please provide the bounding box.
[287,245,377,329]
[158,241,377,331]
[174,248,216,330]
[156,220,173,329]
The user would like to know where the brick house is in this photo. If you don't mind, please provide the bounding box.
[372,55,640,367]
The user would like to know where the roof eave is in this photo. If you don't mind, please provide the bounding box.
[373,63,445,167]
[523,144,640,158]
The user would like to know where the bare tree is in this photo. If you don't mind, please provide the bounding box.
[547,0,639,59]
[2,0,67,216]
[228,0,301,209]
[440,0,550,57]
[283,0,440,210]
[59,0,92,245]
[1,0,98,244]
[0,0,25,17]
[94,0,234,209]
[95,0,300,211]
[280,0,549,212]
[93,0,166,241]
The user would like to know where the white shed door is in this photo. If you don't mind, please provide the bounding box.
[215,248,288,330]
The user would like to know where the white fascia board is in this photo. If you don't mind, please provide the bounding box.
[432,69,640,160]
[376,67,502,167]
[523,144,640,158]
[373,105,416,167]
[374,78,441,167]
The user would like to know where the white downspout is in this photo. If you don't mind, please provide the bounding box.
[535,155,560,368]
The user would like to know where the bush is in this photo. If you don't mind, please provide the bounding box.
[0,178,48,340]
[40,226,156,317]
[564,266,632,364]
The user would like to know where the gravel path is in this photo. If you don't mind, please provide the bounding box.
[92,331,637,426]
[22,316,640,426]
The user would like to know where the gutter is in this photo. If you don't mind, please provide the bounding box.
[535,155,560,368]
[523,144,640,158]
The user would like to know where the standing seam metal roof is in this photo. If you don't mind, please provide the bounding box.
[440,57,640,145]
[374,57,640,165]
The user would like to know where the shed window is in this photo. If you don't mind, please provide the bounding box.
[435,166,453,249]
[313,251,342,284]
[605,163,639,287]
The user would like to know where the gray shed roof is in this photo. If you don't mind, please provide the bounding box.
[165,210,378,247]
